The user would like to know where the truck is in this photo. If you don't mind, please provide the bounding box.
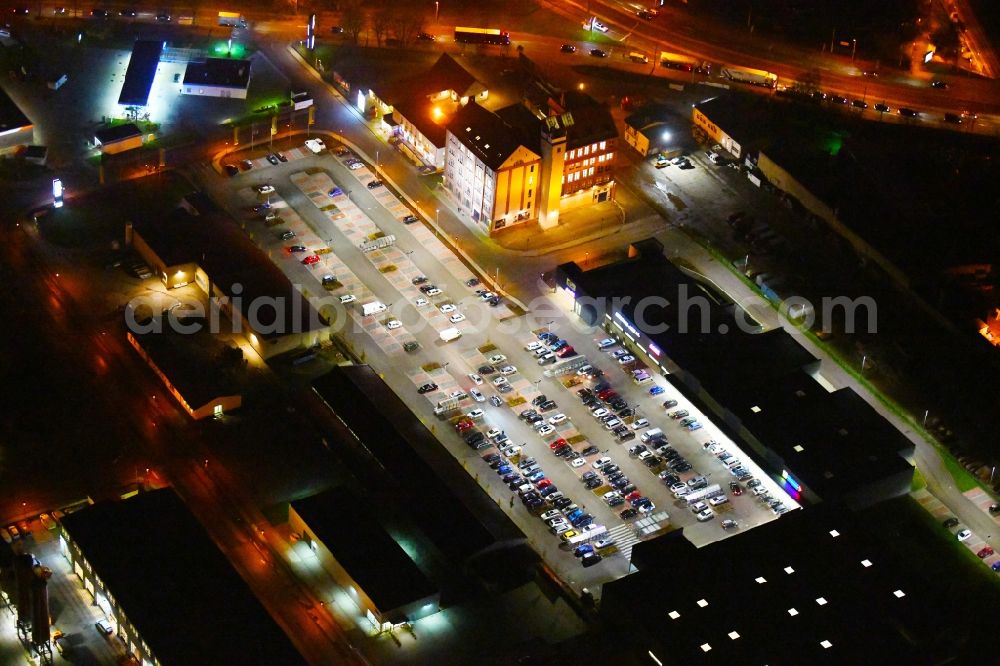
[440,327,462,342]
[454,27,510,46]
[218,11,247,28]
[659,51,707,73]
[685,484,723,506]
[720,66,777,88]
[361,301,387,316]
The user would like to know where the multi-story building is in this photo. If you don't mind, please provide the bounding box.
[444,90,617,234]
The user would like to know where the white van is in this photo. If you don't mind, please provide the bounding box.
[640,428,663,443]
[440,327,462,342]
[361,301,387,316]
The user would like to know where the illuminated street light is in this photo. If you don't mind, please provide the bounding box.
[662,131,672,142]
[52,178,64,208]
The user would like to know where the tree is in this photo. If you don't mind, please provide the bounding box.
[372,5,391,47]
[342,0,364,44]
[391,5,424,46]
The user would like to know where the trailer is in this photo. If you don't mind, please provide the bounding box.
[218,11,247,28]
[685,484,723,506]
[659,51,706,73]
[720,66,777,88]
[454,26,510,46]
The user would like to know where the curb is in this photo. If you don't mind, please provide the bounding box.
[283,44,530,313]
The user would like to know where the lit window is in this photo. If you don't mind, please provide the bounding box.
[861,559,872,568]
[816,597,827,606]
[600,140,606,150]
[728,631,740,640]
[668,610,680,619]
[784,566,794,574]
[820,640,832,649]
[793,444,804,452]
[787,608,798,616]
[700,644,712,653]
[755,577,766,584]
[829,529,840,537]
[696,599,708,608]
[893,590,905,598]
[750,405,761,413]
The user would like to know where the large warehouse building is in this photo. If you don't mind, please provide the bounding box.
[182,57,252,99]
[58,489,305,666]
[555,239,913,509]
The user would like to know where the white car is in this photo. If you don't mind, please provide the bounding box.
[593,537,616,549]
[425,287,442,296]
[592,408,609,418]
[502,445,522,457]
[957,529,972,541]
[479,291,496,301]
[597,338,616,349]
[493,377,509,387]
[450,313,466,323]
[304,138,326,153]
[471,389,485,402]
[500,365,518,376]
[415,297,429,307]
[631,418,649,430]
[690,501,709,513]
[617,355,636,365]
[347,161,364,170]
[466,409,484,420]
[541,509,562,521]
[256,184,275,195]
[591,19,609,32]
[549,413,568,425]
[450,390,468,400]
[487,354,507,365]
[592,456,613,469]
[603,418,623,430]
[469,373,484,385]
[603,491,622,503]
[339,294,356,304]
[709,495,729,506]
[487,428,504,439]
[537,424,555,437]
[696,508,715,522]
[386,320,402,330]
[440,303,456,313]
[571,457,586,468]
[525,341,543,351]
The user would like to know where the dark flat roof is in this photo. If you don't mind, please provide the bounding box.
[132,197,325,339]
[604,504,942,664]
[183,57,251,89]
[0,86,32,132]
[393,97,448,146]
[446,100,534,170]
[132,317,241,407]
[556,242,914,501]
[312,366,522,563]
[60,489,305,666]
[119,40,163,106]
[292,487,436,612]
[95,122,142,144]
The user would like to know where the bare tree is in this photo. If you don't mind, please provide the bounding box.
[342,0,364,44]
[372,5,391,47]
[391,5,424,46]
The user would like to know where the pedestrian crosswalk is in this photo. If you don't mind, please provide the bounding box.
[604,523,642,561]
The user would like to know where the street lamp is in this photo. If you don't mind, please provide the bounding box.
[851,38,857,61]
[435,1,439,20]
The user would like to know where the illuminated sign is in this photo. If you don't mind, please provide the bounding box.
[648,343,662,357]
[781,469,801,492]
[307,13,316,50]
[614,311,641,339]
[923,50,934,63]
[52,178,63,208]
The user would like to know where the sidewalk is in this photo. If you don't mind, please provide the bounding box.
[491,200,626,254]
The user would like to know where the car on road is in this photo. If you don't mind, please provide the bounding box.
[956,529,972,541]
[597,338,616,349]
[440,303,456,314]
[942,517,959,528]
[489,395,502,407]
[590,19,609,32]
[581,552,602,567]
[829,95,848,105]
[302,255,321,265]
[729,482,743,495]
[223,163,239,177]
[500,365,518,375]
[155,13,171,21]
[851,100,868,109]
[669,410,689,419]
[590,48,608,58]
[416,31,435,41]
[266,154,280,165]
[280,230,296,240]
[695,508,714,522]
[367,179,384,189]
[898,107,919,118]
[256,184,275,195]
[874,103,891,113]
[574,543,594,557]
[721,519,738,530]
[469,389,485,402]
[339,294,356,304]
[449,313,466,323]
[488,354,507,365]
[96,619,113,635]
[649,385,665,396]
[537,353,556,365]
[617,355,636,365]
[417,383,438,394]
[549,413,567,425]
[560,44,577,53]
[414,297,429,307]
[631,418,649,430]
[347,161,364,170]
[930,80,948,89]
[977,546,994,558]
[385,319,402,330]
[662,399,678,409]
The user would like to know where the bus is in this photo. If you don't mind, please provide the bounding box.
[454,27,510,46]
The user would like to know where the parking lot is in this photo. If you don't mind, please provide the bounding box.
[209,137,797,591]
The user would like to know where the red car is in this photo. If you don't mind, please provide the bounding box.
[597,389,617,400]
[555,345,575,357]
[549,438,568,450]
[729,482,743,496]
[977,546,995,559]
[625,490,642,503]
[302,255,321,265]
[536,478,553,489]
[455,419,474,432]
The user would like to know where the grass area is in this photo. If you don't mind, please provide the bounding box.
[911,467,927,491]
[862,497,1000,594]
[943,455,981,492]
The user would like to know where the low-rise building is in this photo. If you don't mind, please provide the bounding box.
[94,123,144,154]
[58,488,305,666]
[182,57,252,99]
[127,193,328,359]
[290,486,439,631]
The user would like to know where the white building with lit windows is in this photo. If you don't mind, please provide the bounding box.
[444,91,617,235]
